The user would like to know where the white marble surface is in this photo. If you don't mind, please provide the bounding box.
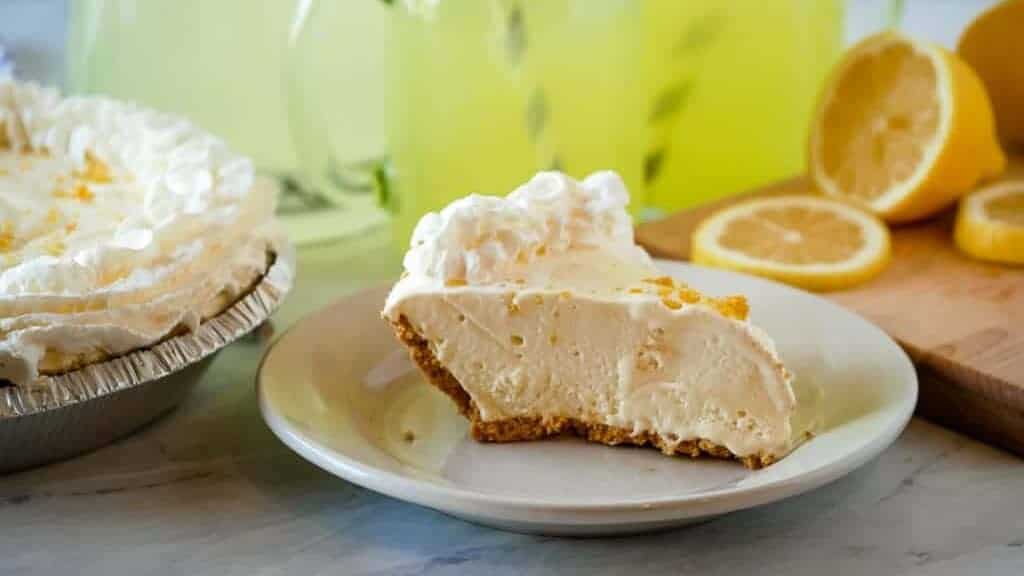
[1,4,1023,573]
[2,237,1024,575]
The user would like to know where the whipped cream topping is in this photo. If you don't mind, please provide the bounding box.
[403,171,652,286]
[0,80,281,386]
[385,171,804,461]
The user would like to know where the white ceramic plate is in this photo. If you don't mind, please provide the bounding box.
[258,261,917,536]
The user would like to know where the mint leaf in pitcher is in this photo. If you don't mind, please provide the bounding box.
[503,4,526,64]
[674,11,724,58]
[649,81,694,125]
[525,89,549,142]
[644,150,665,185]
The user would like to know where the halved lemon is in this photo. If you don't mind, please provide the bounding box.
[954,181,1024,265]
[810,32,1006,223]
[692,195,891,291]
[958,0,1024,145]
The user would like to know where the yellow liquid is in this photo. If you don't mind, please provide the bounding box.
[66,0,298,174]
[390,0,843,246]
[67,0,844,249]
[390,1,646,245]
[390,1,537,245]
[67,0,398,245]
[642,0,844,212]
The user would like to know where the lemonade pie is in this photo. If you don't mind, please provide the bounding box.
[382,172,810,468]
[0,81,280,386]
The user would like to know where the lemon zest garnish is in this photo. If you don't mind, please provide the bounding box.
[643,276,675,287]
[72,183,95,203]
[677,286,702,304]
[77,152,113,184]
[661,298,682,310]
[56,183,95,203]
[709,296,749,321]
[0,223,13,253]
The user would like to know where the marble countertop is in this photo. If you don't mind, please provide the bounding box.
[2,235,1023,576]
[3,5,1021,572]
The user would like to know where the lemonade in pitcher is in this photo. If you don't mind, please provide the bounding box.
[387,0,844,244]
[67,0,850,248]
[389,0,648,244]
[66,0,298,174]
[640,1,844,212]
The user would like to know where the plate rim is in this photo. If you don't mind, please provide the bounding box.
[258,261,917,520]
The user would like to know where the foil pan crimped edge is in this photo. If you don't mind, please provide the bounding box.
[1,244,296,420]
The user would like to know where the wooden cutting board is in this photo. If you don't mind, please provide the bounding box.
[636,157,1024,457]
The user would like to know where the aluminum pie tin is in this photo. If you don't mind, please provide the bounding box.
[0,245,295,473]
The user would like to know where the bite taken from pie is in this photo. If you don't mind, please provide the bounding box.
[382,172,812,468]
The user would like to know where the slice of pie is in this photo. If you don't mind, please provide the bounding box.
[382,172,807,468]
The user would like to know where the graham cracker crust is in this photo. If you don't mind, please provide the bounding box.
[391,315,776,470]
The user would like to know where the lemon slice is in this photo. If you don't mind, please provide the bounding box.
[955,181,1024,265]
[958,0,1024,145]
[692,195,891,291]
[810,32,1005,223]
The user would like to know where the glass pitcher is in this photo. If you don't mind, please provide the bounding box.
[289,0,906,247]
[66,0,904,248]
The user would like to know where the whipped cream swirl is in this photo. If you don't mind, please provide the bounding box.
[0,81,282,386]
[404,171,651,285]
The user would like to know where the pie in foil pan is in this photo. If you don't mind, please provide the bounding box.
[0,247,294,473]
